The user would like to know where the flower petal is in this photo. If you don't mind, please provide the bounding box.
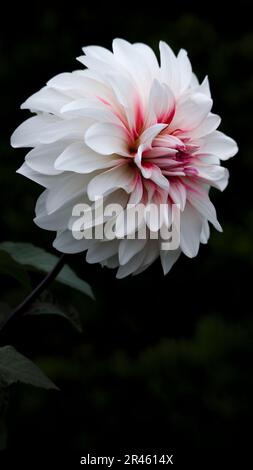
[171,93,213,132]
[85,122,130,156]
[180,202,203,257]
[119,238,147,265]
[160,248,181,274]
[46,173,89,214]
[198,131,238,160]
[21,86,70,114]
[186,180,222,231]
[25,142,67,175]
[11,115,90,147]
[87,164,136,200]
[55,142,123,173]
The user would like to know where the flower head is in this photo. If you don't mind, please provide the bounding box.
[11,39,238,277]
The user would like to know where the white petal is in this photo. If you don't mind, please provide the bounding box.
[46,173,89,214]
[171,93,213,132]
[119,238,147,265]
[25,142,67,175]
[87,164,136,201]
[85,122,129,156]
[53,229,92,253]
[180,202,203,258]
[186,181,222,231]
[49,70,116,103]
[159,41,179,95]
[77,54,126,81]
[11,115,90,147]
[160,248,181,274]
[190,73,199,87]
[177,48,192,93]
[195,163,229,191]
[200,220,210,244]
[55,142,123,173]
[198,76,211,98]
[82,45,115,62]
[61,98,122,126]
[147,80,175,126]
[169,180,187,210]
[133,43,160,80]
[34,190,80,230]
[198,131,238,160]
[116,249,146,278]
[105,72,138,129]
[86,240,120,264]
[190,113,221,139]
[47,72,89,91]
[140,123,168,147]
[112,38,152,98]
[133,239,159,274]
[128,175,143,204]
[21,87,70,114]
[16,162,56,188]
[149,166,170,191]
[103,255,119,269]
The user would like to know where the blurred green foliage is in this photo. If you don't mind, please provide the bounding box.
[0,2,253,463]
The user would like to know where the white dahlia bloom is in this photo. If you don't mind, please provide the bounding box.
[11,39,238,278]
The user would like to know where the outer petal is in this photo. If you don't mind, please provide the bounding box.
[16,162,58,188]
[133,43,160,80]
[46,173,89,214]
[198,131,238,160]
[55,142,123,173]
[25,142,67,175]
[185,180,222,231]
[21,86,70,114]
[116,249,146,278]
[160,248,181,274]
[86,240,120,264]
[200,220,210,244]
[34,190,81,231]
[190,113,221,139]
[170,93,213,132]
[53,229,92,253]
[159,41,179,95]
[119,238,147,265]
[112,38,152,98]
[177,48,192,94]
[180,202,203,257]
[11,115,90,147]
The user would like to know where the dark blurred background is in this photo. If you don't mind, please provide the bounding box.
[0,1,253,465]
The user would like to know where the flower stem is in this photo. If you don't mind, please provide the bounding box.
[0,253,67,332]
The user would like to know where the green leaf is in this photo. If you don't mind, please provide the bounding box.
[0,242,94,299]
[0,345,59,390]
[26,302,82,332]
[0,250,31,289]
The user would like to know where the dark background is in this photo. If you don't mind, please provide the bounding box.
[0,1,253,465]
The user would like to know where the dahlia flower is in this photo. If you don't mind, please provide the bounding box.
[11,39,238,278]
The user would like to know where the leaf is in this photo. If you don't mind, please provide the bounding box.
[0,242,94,299]
[26,302,82,332]
[0,345,59,390]
[0,250,31,289]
